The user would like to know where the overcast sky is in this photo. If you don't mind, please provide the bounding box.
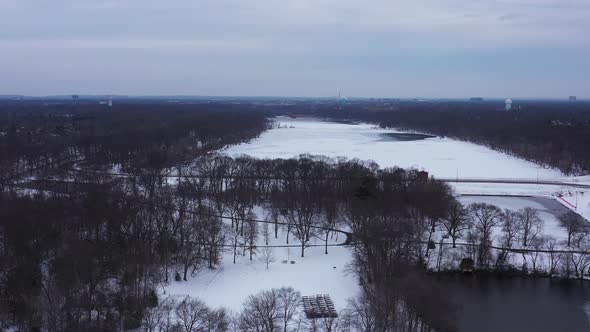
[1,0,589,98]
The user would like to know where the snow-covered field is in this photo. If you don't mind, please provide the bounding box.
[164,243,357,313]
[225,117,563,180]
[163,208,359,313]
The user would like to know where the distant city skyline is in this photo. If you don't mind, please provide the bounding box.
[1,0,589,98]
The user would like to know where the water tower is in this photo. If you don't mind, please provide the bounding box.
[505,99,513,111]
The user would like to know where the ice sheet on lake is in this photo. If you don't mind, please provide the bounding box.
[225,117,563,180]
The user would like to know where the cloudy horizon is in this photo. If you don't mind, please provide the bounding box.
[1,0,589,98]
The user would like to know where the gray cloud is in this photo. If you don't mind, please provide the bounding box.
[0,0,588,97]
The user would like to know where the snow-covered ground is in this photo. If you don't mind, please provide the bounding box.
[162,211,359,313]
[225,117,564,180]
[163,244,357,313]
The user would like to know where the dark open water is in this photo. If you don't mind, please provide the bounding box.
[437,276,590,332]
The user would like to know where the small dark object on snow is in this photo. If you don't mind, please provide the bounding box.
[460,258,475,273]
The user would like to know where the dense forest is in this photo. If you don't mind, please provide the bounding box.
[318,100,590,176]
[0,100,270,189]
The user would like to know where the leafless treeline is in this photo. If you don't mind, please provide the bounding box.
[434,202,590,279]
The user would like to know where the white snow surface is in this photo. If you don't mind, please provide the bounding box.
[164,244,357,313]
[224,117,564,180]
[162,207,358,313]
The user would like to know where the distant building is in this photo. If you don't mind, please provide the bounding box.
[469,97,484,102]
[417,170,429,180]
[569,96,577,102]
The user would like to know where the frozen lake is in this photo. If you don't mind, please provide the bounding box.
[225,117,563,180]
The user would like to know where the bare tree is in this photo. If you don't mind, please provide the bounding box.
[318,316,339,332]
[225,223,243,264]
[496,209,521,267]
[440,201,469,248]
[469,203,502,268]
[518,207,542,247]
[277,287,301,332]
[179,213,205,281]
[142,296,176,332]
[321,198,340,254]
[335,310,354,332]
[202,212,224,269]
[288,196,318,258]
[244,212,258,261]
[569,239,590,280]
[204,308,229,332]
[572,229,589,249]
[545,236,561,276]
[465,230,479,262]
[259,246,275,270]
[347,293,377,332]
[263,219,271,246]
[500,209,520,249]
[559,211,587,247]
[528,236,547,272]
[239,289,281,332]
[175,297,210,332]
